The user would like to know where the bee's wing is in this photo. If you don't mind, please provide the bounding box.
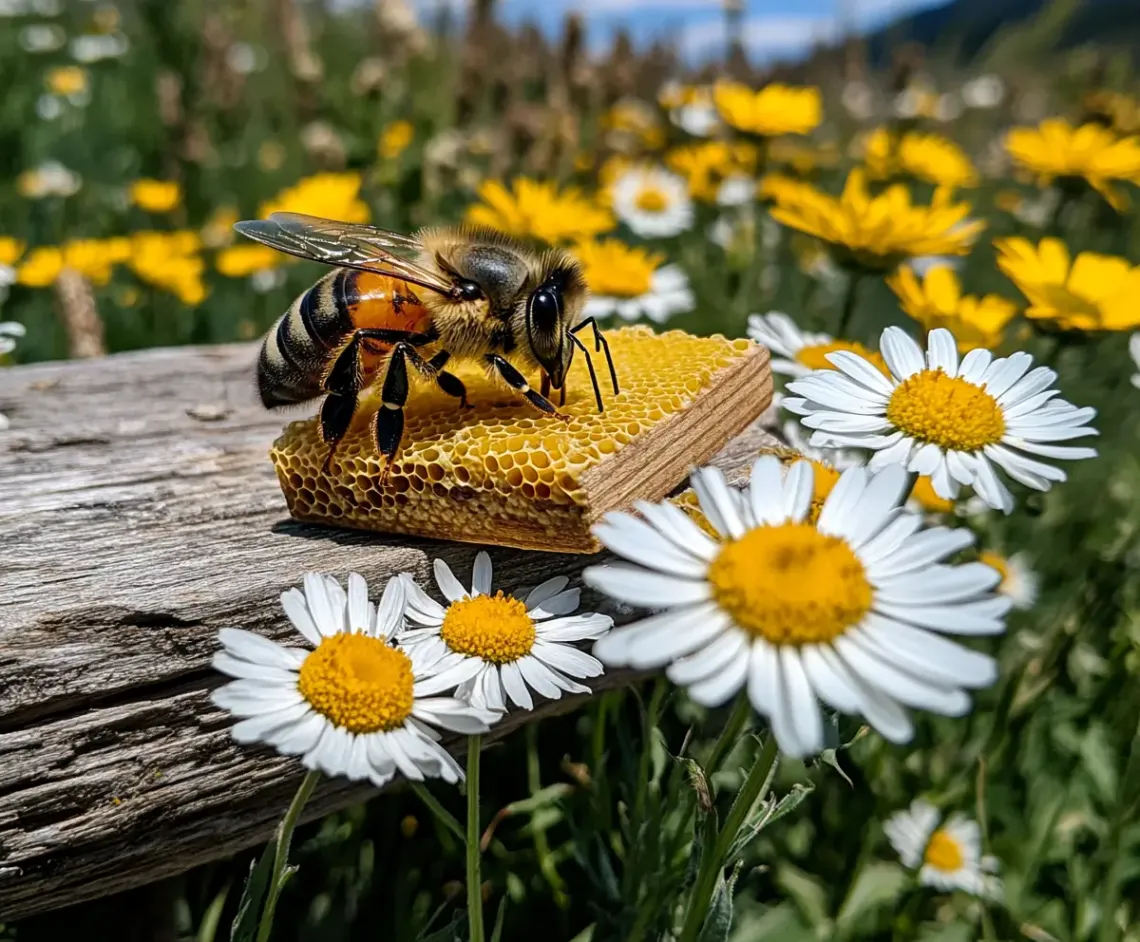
[234,212,456,298]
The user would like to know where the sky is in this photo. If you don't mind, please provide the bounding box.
[412,0,951,64]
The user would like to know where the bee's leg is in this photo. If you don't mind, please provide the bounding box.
[570,318,620,396]
[319,393,357,472]
[318,334,367,471]
[423,350,472,409]
[486,354,569,421]
[373,342,414,483]
[540,372,551,401]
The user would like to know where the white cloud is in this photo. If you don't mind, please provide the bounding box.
[679,0,948,64]
[680,14,841,62]
[566,0,722,10]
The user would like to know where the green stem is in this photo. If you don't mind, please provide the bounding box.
[704,695,752,780]
[467,734,485,942]
[256,770,319,942]
[836,271,863,340]
[411,782,465,845]
[678,734,780,942]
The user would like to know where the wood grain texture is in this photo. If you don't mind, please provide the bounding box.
[0,341,779,921]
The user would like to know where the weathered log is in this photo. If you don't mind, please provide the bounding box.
[0,341,778,921]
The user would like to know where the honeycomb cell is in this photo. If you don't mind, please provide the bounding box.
[270,326,771,553]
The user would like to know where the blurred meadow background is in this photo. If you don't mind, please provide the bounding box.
[3,0,1140,940]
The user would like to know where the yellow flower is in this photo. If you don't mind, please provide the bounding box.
[216,244,281,278]
[16,247,64,287]
[130,231,207,306]
[887,266,1017,351]
[259,172,370,223]
[863,127,978,189]
[666,140,758,201]
[130,179,183,213]
[713,82,822,137]
[758,172,814,205]
[46,65,88,97]
[379,120,415,161]
[1005,119,1140,211]
[995,236,1140,332]
[464,178,613,244]
[909,475,956,514]
[601,99,665,151]
[572,239,663,298]
[60,237,132,285]
[769,170,984,271]
[0,237,24,268]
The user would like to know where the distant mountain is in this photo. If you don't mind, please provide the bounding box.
[864,0,1139,63]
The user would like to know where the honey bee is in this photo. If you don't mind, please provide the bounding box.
[236,212,619,473]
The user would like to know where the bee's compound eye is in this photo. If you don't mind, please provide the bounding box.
[529,288,561,330]
[458,280,483,301]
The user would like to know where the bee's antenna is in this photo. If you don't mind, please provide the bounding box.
[570,318,619,407]
[569,331,604,413]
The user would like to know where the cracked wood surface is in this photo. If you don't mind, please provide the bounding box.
[0,341,778,921]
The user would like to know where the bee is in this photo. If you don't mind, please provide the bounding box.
[236,212,619,474]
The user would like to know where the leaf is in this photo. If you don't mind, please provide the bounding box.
[729,902,814,942]
[490,896,508,942]
[698,863,740,942]
[774,862,830,929]
[230,842,275,942]
[915,922,974,942]
[764,783,815,829]
[835,862,909,934]
[729,784,814,862]
[1081,723,1119,803]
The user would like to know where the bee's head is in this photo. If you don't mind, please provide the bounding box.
[525,256,587,390]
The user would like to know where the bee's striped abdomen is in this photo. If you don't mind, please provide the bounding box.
[257,269,353,408]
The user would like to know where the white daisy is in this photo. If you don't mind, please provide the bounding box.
[1130,332,1140,389]
[584,459,1009,759]
[780,409,863,473]
[610,165,694,238]
[0,321,25,432]
[212,573,498,787]
[716,175,756,207]
[785,326,1099,514]
[0,321,25,355]
[979,551,1038,610]
[400,553,613,713]
[585,264,694,324]
[884,799,1002,898]
[672,99,719,138]
[747,311,887,380]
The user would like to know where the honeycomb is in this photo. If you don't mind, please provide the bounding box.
[270,326,771,553]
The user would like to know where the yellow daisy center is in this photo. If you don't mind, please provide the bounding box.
[440,592,537,665]
[886,370,1006,452]
[297,633,415,734]
[924,828,965,872]
[795,340,889,375]
[979,551,1010,589]
[909,475,955,513]
[707,522,873,644]
[634,186,669,213]
[762,447,842,523]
